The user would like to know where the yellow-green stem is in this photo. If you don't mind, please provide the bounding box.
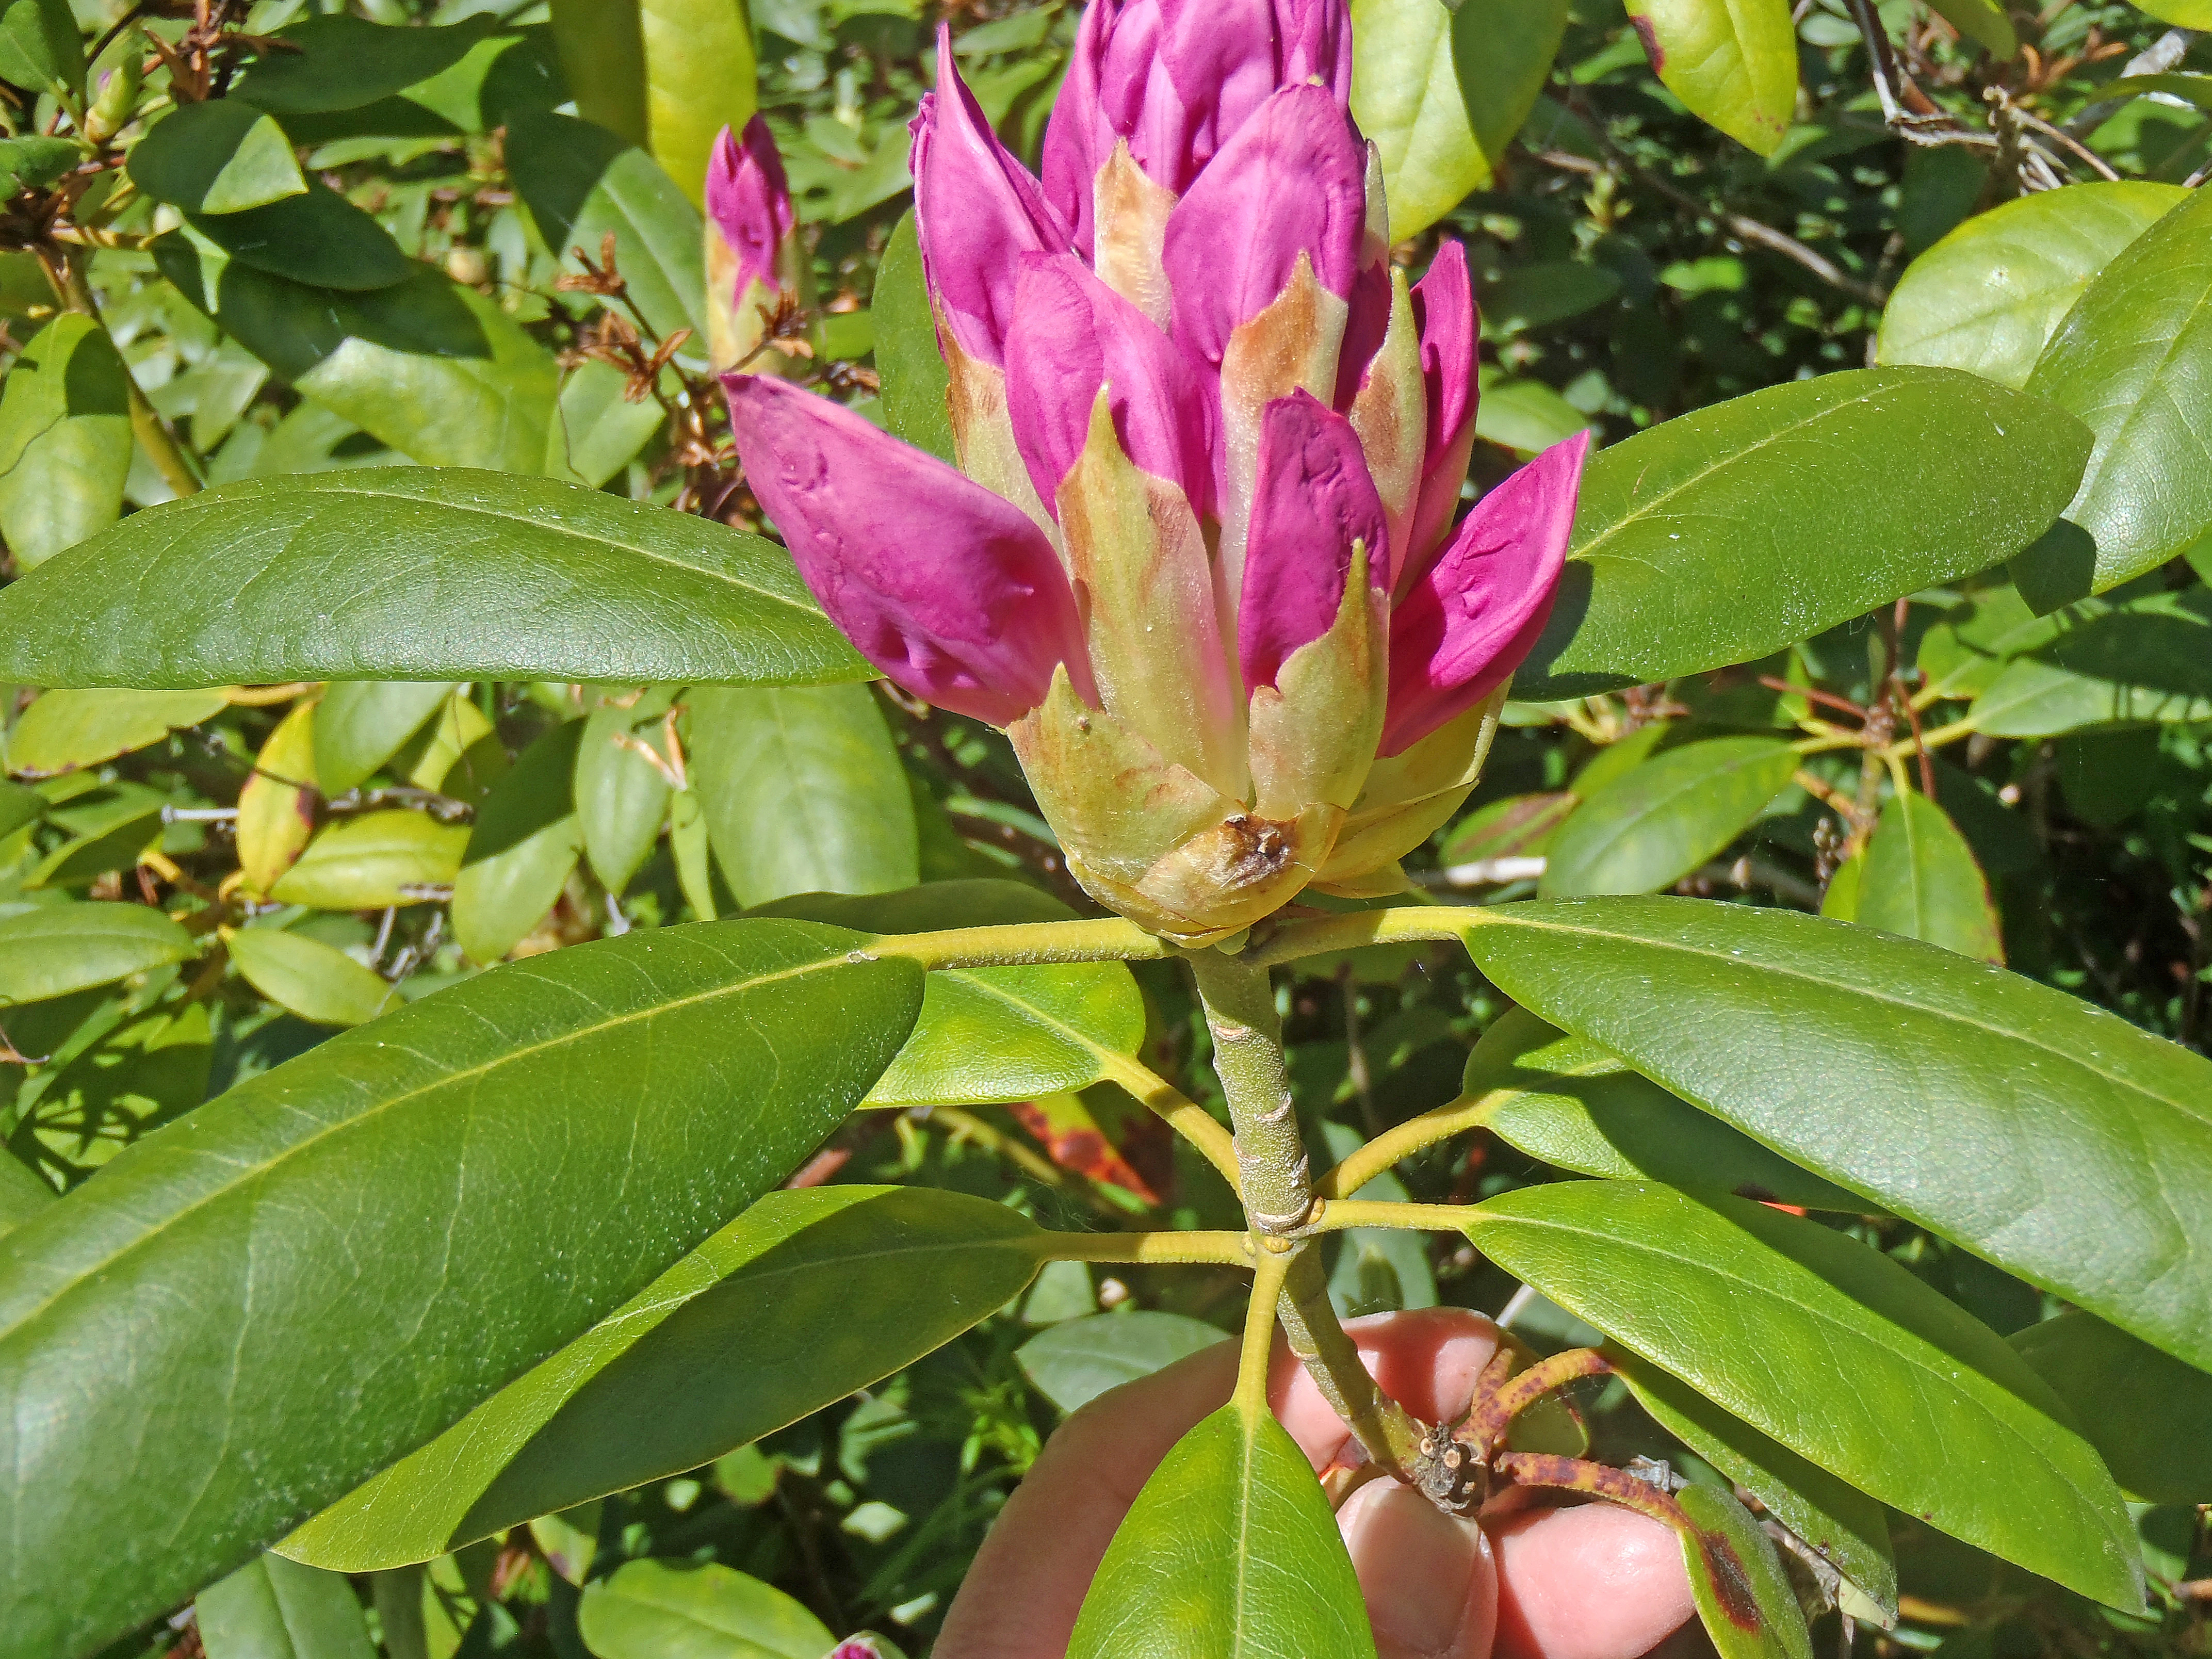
[1316,1088,1499,1200]
[1275,1246,1426,1476]
[867,916,1172,969]
[1234,1244,1294,1415]
[1246,908,1489,969]
[1096,1049,1241,1191]
[1042,1229,1253,1265]
[1311,1199,1475,1233]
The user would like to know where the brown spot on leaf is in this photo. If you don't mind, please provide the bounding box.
[1696,1529,1763,1632]
[1630,13,1665,70]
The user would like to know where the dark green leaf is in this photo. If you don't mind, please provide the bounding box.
[452,721,582,965]
[1539,736,1798,896]
[0,904,193,1007]
[1461,1181,2140,1607]
[1468,1008,1870,1211]
[576,693,674,896]
[0,1154,52,1237]
[283,1186,1040,1568]
[1970,589,2212,736]
[576,1559,829,1659]
[1458,897,2212,1374]
[1836,791,2001,962]
[1923,0,2015,55]
[873,210,955,465]
[1067,1401,1377,1658]
[1674,1481,1815,1659]
[180,184,412,292]
[0,919,922,1658]
[0,0,83,98]
[0,778,39,840]
[0,314,132,571]
[2010,1311,2212,1506]
[1481,262,1620,337]
[127,101,308,215]
[223,928,399,1029]
[2020,185,2212,597]
[1514,370,2093,700]
[1017,1310,1228,1414]
[313,682,458,798]
[1622,0,1796,154]
[0,134,76,193]
[197,1553,375,1659]
[231,16,498,113]
[0,469,866,690]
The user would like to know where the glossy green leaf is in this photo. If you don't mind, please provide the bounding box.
[0,314,132,571]
[1017,1310,1228,1414]
[1468,1008,1869,1211]
[1540,736,1797,896]
[2125,0,2212,34]
[1350,0,1567,242]
[231,15,496,113]
[548,357,666,489]
[1461,1181,2140,1607]
[1876,184,2184,389]
[548,0,647,148]
[0,920,922,1658]
[576,694,674,895]
[1514,370,2092,700]
[2011,1311,2212,1506]
[754,881,1145,1106]
[198,1553,374,1659]
[1673,1481,1815,1659]
[688,683,918,907]
[1068,1401,1376,1659]
[1459,897,2212,1373]
[128,101,308,214]
[0,1155,52,1237]
[1969,589,2212,736]
[1617,1354,1896,1623]
[283,1186,1041,1569]
[639,0,758,205]
[223,928,399,1029]
[313,682,458,798]
[6,687,230,774]
[0,0,83,98]
[0,469,866,690]
[181,183,413,292]
[507,110,706,346]
[873,212,955,464]
[0,903,194,1006]
[2021,185,2212,597]
[1844,791,2001,962]
[1924,0,2015,56]
[452,721,582,965]
[577,1560,828,1659]
[1623,0,1797,154]
[269,810,467,909]
[1473,370,1598,457]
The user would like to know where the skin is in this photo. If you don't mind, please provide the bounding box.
[939,1307,1696,1659]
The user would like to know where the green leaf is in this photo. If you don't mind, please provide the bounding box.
[2010,1311,2212,1506]
[576,693,674,895]
[873,212,955,465]
[577,1560,830,1659]
[0,315,132,571]
[1440,790,1577,865]
[127,101,308,215]
[548,0,648,149]
[0,920,922,1659]
[1514,370,2092,700]
[0,134,78,193]
[2128,0,2212,27]
[1350,0,1568,242]
[231,16,497,113]
[1923,0,2015,55]
[269,810,467,909]
[1461,1181,2140,1608]
[2020,184,2212,597]
[1673,1481,1815,1659]
[1843,791,2002,962]
[452,721,583,965]
[548,357,665,489]
[1469,1008,1871,1211]
[1067,1401,1377,1659]
[6,687,231,774]
[639,0,758,205]
[1481,262,1621,337]
[1616,1354,1896,1623]
[314,682,458,798]
[1876,183,2184,390]
[283,1186,1040,1568]
[1539,736,1798,896]
[1473,370,1598,458]
[688,684,918,907]
[507,110,706,347]
[1017,1310,1228,1414]
[198,1554,375,1659]
[158,248,551,468]
[1623,0,1797,154]
[1969,589,2212,736]
[0,903,194,1006]
[0,1154,53,1237]
[0,778,42,841]
[0,0,84,99]
[0,469,866,690]
[2089,72,2212,113]
[177,183,413,292]
[753,881,1145,1107]
[223,927,400,1029]
[1457,897,2212,1374]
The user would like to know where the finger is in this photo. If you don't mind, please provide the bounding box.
[1272,1306,1505,1470]
[1488,1503,1697,1659]
[1338,1476,1500,1659]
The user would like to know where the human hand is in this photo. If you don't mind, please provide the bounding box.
[937,1307,1696,1659]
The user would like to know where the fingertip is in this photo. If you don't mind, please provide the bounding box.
[1271,1308,1506,1469]
[1490,1503,1696,1659]
[1340,1478,1498,1659]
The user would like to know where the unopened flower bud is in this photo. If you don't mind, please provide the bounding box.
[704,116,806,373]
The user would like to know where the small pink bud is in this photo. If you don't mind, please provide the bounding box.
[704,118,804,372]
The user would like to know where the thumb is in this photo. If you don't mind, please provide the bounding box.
[1338,1478,1499,1659]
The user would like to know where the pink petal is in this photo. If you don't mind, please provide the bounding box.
[911,28,1074,368]
[1239,389,1388,690]
[725,375,1095,726]
[1381,430,1590,756]
[1403,241,1481,587]
[1003,252,1216,516]
[1161,84,1367,370]
[705,116,795,304]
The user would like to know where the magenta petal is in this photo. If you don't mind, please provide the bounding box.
[1381,429,1590,756]
[912,29,1074,367]
[1161,85,1367,368]
[725,375,1094,726]
[706,116,796,303]
[1238,389,1388,690]
[1003,252,1215,516]
[1403,241,1481,580]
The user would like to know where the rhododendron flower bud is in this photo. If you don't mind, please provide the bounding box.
[725,1,1589,943]
[705,116,807,372]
